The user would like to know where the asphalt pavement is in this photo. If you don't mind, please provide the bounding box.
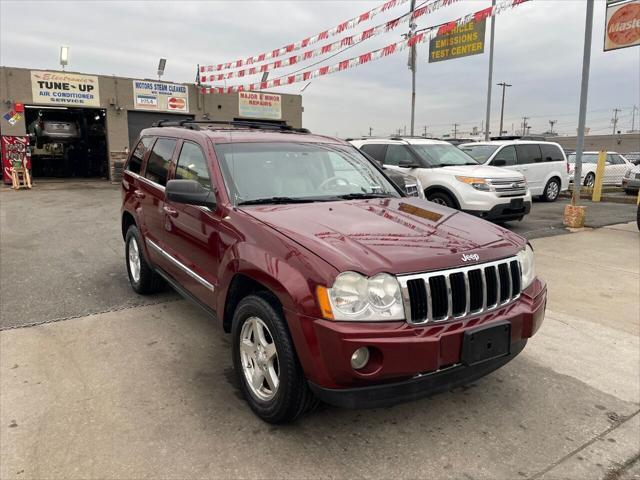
[1,182,639,480]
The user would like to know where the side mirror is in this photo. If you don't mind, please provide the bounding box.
[492,159,507,167]
[166,179,216,209]
[399,159,420,168]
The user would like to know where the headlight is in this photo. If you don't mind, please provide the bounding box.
[318,272,405,321]
[456,176,492,191]
[516,244,536,290]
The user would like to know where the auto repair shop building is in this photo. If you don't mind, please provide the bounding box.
[0,66,303,182]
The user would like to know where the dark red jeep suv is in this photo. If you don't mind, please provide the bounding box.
[121,120,546,423]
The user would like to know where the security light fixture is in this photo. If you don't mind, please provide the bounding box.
[157,58,167,80]
[60,46,69,71]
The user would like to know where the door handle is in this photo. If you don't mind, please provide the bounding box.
[163,206,178,217]
[133,189,145,199]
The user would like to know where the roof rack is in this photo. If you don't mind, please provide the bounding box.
[151,118,310,133]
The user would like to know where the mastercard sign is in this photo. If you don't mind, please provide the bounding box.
[604,0,640,51]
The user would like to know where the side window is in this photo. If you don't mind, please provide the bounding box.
[175,142,211,189]
[384,145,414,166]
[492,146,517,166]
[515,145,542,165]
[360,144,387,162]
[127,137,153,174]
[540,144,564,162]
[145,138,177,187]
[607,154,624,165]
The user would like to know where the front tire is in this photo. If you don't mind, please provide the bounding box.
[542,178,560,202]
[427,191,456,208]
[125,225,162,294]
[232,294,316,424]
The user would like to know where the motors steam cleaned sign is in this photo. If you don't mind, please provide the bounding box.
[133,81,189,112]
[238,92,282,120]
[31,71,100,107]
[429,19,486,63]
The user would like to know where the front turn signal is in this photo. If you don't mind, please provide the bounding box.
[316,286,334,320]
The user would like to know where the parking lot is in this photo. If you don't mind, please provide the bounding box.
[1,183,639,479]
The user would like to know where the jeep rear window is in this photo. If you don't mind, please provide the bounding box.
[214,142,400,205]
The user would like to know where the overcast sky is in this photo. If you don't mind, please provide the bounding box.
[1,0,638,138]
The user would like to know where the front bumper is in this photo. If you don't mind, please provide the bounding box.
[464,199,531,221]
[292,278,546,408]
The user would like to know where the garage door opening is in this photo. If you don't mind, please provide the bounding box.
[25,106,108,179]
[127,111,194,148]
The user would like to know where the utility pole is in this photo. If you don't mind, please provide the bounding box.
[612,108,621,135]
[632,105,637,132]
[572,0,595,206]
[521,116,529,136]
[423,125,427,137]
[453,123,459,139]
[484,0,497,140]
[408,0,417,137]
[549,120,557,135]
[369,126,373,137]
[404,125,407,136]
[497,82,512,137]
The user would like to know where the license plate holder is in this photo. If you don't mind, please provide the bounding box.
[509,198,524,209]
[461,321,511,366]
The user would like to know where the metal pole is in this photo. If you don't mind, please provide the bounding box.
[612,108,621,136]
[572,0,595,205]
[484,0,496,140]
[409,0,416,137]
[497,82,511,137]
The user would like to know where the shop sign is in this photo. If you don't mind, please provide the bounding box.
[238,92,282,120]
[132,81,189,112]
[31,71,100,107]
[604,0,640,51]
[429,19,486,63]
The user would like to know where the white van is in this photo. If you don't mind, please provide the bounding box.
[459,141,569,202]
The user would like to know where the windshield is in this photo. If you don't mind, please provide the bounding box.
[567,153,598,164]
[215,142,401,205]
[411,144,479,167]
[458,145,499,163]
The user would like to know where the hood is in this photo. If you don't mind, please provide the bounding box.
[439,164,524,179]
[241,198,525,276]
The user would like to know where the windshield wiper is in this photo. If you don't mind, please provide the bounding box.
[238,196,320,206]
[336,192,394,200]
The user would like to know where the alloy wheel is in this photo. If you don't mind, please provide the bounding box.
[128,238,141,283]
[546,181,559,200]
[240,316,279,401]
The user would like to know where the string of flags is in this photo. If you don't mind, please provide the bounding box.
[200,0,529,95]
[200,0,414,73]
[201,0,464,83]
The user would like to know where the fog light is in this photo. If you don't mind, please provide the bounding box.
[350,347,370,370]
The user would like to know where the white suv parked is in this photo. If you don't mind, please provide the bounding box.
[349,137,531,222]
[459,141,569,202]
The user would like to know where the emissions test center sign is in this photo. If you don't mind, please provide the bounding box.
[133,81,189,113]
[31,71,100,107]
[429,19,486,63]
[604,0,640,51]
[238,92,282,120]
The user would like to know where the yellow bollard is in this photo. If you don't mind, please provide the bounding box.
[591,150,606,202]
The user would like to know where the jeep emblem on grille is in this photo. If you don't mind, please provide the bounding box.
[461,253,480,262]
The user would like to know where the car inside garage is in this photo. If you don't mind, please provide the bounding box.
[25,106,108,179]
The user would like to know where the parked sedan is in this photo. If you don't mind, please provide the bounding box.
[567,152,633,187]
[622,164,640,194]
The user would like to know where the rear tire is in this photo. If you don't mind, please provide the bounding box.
[584,173,595,188]
[125,225,163,295]
[232,294,317,424]
[542,178,560,202]
[427,191,456,208]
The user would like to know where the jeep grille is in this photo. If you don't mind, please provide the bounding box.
[398,257,521,324]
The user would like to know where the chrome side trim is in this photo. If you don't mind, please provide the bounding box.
[398,256,520,325]
[146,239,214,292]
